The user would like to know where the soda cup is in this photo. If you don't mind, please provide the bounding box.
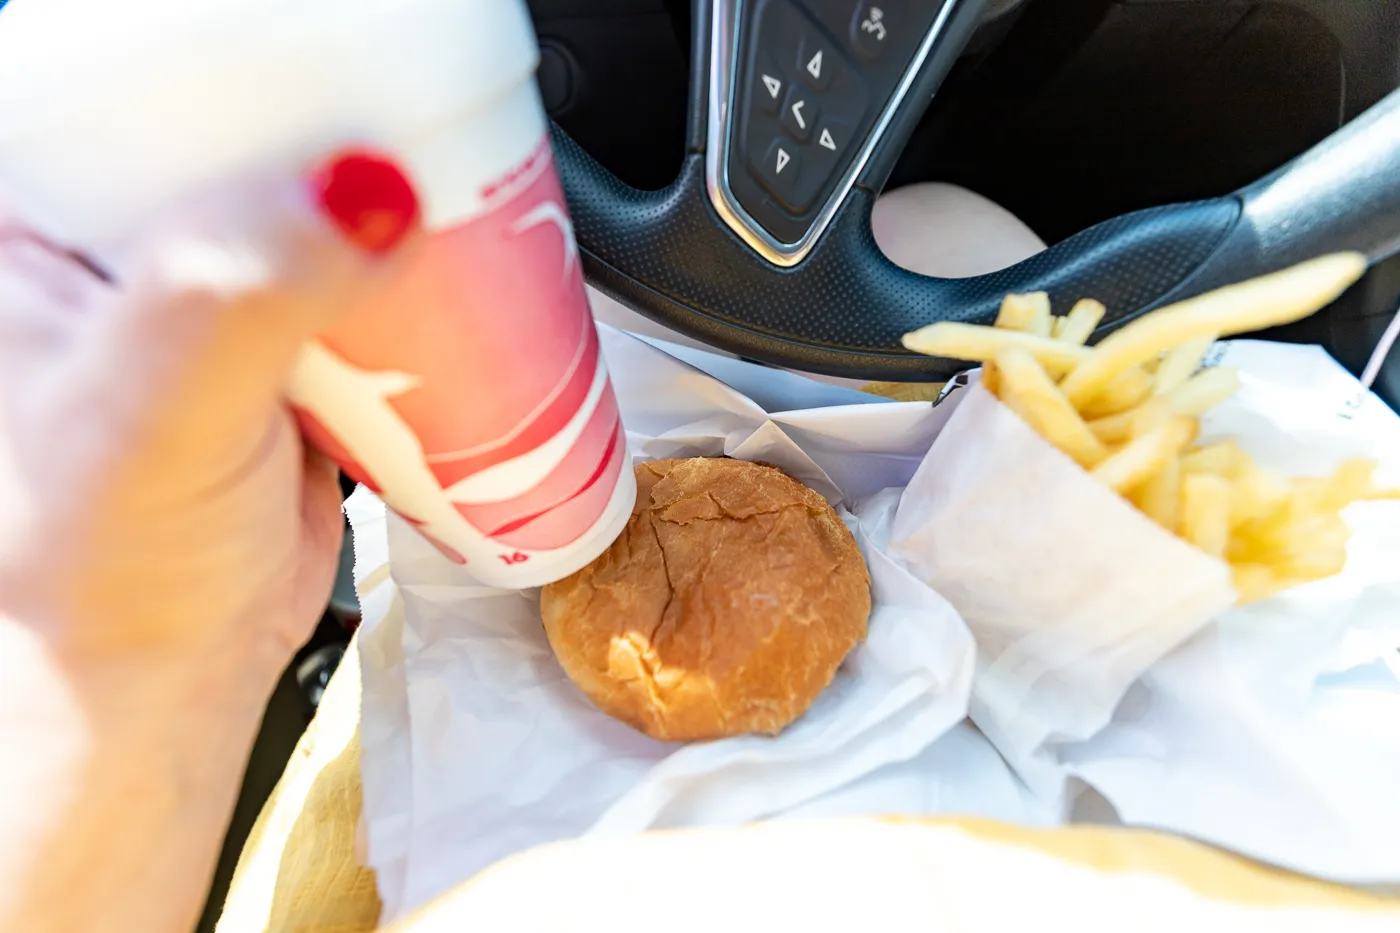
[0,0,634,587]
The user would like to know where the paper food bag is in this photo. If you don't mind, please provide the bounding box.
[889,383,1236,791]
[352,330,1400,922]
[1059,339,1400,881]
[352,325,980,921]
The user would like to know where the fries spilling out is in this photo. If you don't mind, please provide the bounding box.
[902,253,1397,604]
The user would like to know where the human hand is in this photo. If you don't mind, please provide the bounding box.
[0,155,419,689]
[0,156,418,933]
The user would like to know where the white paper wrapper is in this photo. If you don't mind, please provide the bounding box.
[1060,340,1400,881]
[889,383,1236,792]
[352,325,979,921]
[352,333,1400,921]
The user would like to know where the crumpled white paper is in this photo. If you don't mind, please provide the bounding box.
[1060,340,1400,881]
[352,331,1400,922]
[888,383,1236,795]
[352,324,981,921]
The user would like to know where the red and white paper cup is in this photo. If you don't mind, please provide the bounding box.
[0,0,633,587]
[289,134,633,587]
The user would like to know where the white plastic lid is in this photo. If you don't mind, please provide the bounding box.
[0,0,541,247]
[0,0,539,138]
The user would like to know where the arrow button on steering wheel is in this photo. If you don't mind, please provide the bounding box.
[780,88,818,142]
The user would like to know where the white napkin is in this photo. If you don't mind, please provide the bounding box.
[344,489,412,918]
[772,721,1059,827]
[352,325,979,921]
[1060,340,1400,881]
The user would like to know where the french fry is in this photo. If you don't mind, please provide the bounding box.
[1088,367,1241,444]
[1152,335,1216,394]
[902,322,1091,375]
[1228,459,1291,526]
[1165,366,1240,414]
[1180,473,1232,557]
[1362,484,1400,501]
[1180,441,1246,476]
[979,361,999,395]
[1233,508,1349,580]
[1128,397,1176,438]
[1088,398,1165,444]
[1058,253,1367,407]
[1090,415,1197,493]
[1232,563,1295,605]
[1087,410,1139,445]
[1230,500,1317,555]
[996,292,1053,336]
[1077,366,1155,419]
[900,256,1379,607]
[1057,299,1105,346]
[1278,531,1349,580]
[994,347,1108,468]
[1293,458,1376,511]
[1132,367,1242,438]
[1132,456,1181,531]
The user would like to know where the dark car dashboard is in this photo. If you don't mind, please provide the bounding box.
[531,0,1400,402]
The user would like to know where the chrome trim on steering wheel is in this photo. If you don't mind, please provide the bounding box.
[705,0,965,268]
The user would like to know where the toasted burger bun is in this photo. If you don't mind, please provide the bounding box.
[540,458,871,742]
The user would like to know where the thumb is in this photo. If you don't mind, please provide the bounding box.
[87,151,420,455]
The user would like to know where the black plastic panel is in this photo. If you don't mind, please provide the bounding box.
[728,0,948,242]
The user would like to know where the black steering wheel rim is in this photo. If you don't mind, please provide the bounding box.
[555,0,1400,382]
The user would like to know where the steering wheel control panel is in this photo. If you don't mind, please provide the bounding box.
[716,0,956,258]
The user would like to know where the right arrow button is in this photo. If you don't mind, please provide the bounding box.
[788,117,851,212]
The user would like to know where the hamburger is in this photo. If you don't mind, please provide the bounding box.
[540,457,871,742]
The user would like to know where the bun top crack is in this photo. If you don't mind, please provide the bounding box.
[542,458,871,742]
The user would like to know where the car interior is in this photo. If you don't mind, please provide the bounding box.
[198,1,1400,928]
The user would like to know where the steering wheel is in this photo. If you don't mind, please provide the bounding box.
[554,0,1400,381]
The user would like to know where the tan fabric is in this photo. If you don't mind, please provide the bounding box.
[218,636,1399,933]
[215,638,381,933]
[391,819,1400,932]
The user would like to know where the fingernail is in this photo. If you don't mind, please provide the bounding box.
[310,149,420,255]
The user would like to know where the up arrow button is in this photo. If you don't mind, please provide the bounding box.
[798,37,834,91]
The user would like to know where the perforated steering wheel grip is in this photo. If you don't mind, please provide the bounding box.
[556,0,1400,381]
